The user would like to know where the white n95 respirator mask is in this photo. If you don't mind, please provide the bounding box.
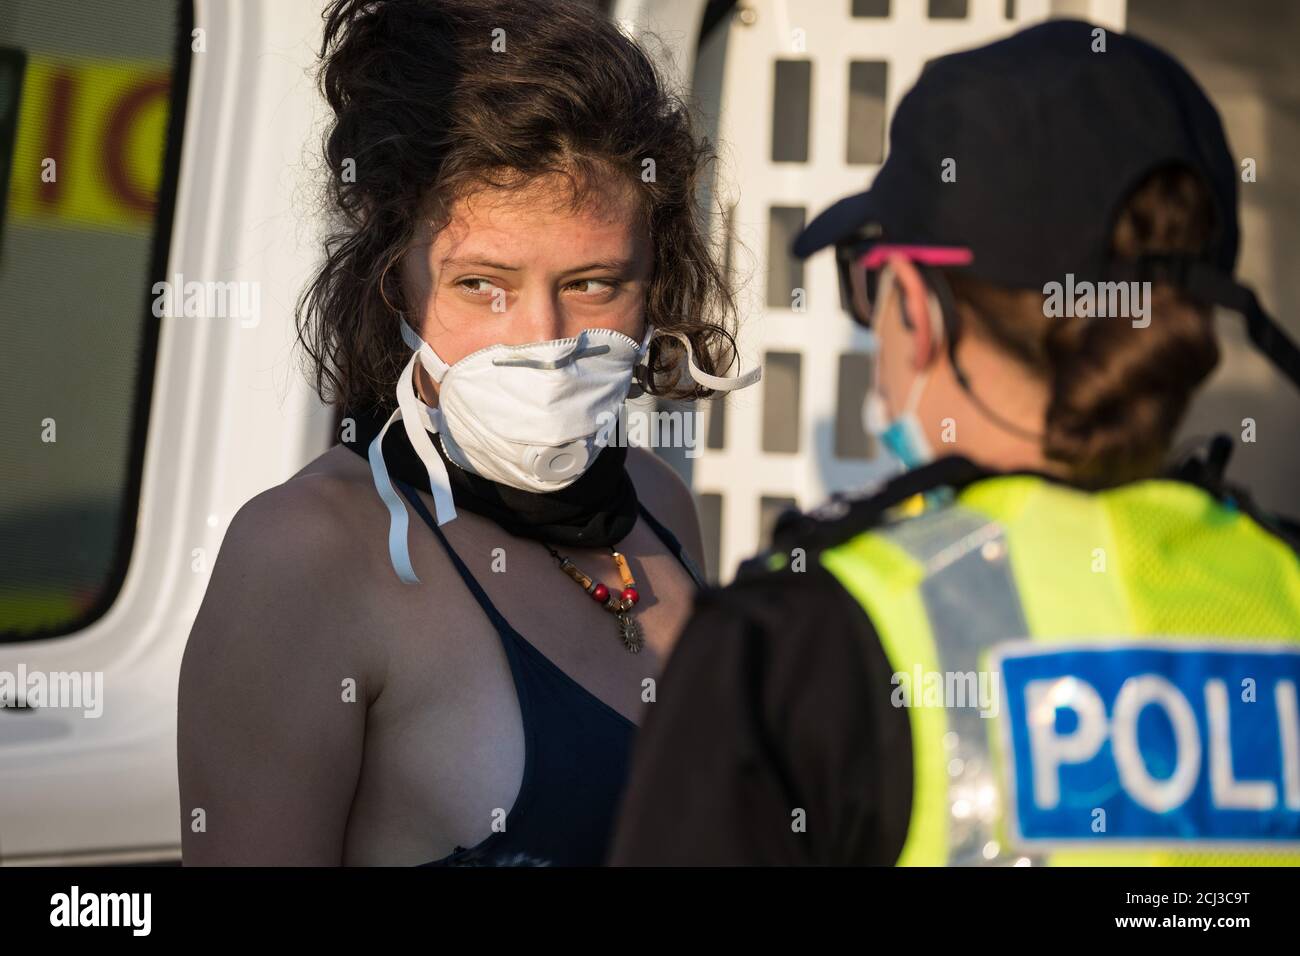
[368,319,760,583]
[431,325,647,489]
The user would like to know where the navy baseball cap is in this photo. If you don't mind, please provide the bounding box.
[794,18,1300,390]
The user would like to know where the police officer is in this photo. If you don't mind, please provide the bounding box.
[608,19,1300,866]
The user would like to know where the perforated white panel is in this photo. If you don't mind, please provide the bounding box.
[619,0,1127,581]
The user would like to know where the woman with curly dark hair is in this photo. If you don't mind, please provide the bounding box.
[178,0,756,866]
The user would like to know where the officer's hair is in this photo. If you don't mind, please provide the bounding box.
[298,0,741,412]
[947,165,1220,488]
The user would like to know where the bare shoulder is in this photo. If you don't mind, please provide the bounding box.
[184,445,392,691]
[221,447,376,593]
[625,446,704,569]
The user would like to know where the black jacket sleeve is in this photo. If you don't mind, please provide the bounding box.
[607,561,912,866]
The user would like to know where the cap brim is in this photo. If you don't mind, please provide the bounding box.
[791,190,878,258]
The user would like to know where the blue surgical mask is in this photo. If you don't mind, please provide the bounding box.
[863,367,933,471]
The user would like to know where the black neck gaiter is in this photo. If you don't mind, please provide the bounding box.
[340,404,640,548]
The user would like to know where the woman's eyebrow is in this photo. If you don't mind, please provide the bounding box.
[442,257,635,274]
[442,257,521,271]
[560,258,634,275]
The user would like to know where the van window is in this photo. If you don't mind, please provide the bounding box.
[0,0,192,642]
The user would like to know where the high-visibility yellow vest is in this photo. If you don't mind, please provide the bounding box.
[818,474,1300,865]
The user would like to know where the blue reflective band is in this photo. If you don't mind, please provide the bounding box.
[994,642,1300,845]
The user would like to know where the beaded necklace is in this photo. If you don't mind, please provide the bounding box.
[543,545,644,653]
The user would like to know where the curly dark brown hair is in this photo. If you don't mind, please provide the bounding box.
[298,0,740,413]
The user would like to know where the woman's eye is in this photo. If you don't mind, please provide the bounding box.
[457,278,499,296]
[567,278,617,295]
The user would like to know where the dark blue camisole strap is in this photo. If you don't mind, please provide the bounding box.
[395,480,520,638]
[636,502,706,588]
